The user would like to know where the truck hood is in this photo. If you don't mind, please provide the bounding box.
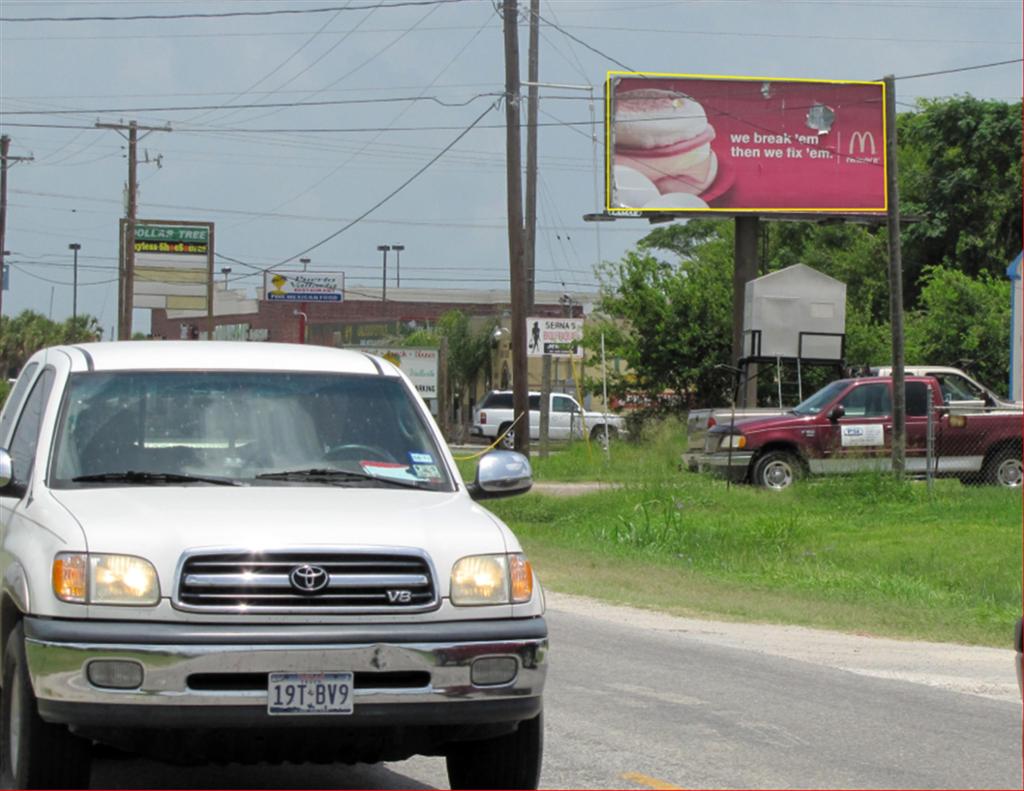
[711,412,812,434]
[49,486,509,584]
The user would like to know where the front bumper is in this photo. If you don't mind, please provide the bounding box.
[698,451,753,482]
[24,616,547,729]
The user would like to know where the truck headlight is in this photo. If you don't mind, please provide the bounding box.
[53,553,160,606]
[450,553,534,605]
[720,434,747,449]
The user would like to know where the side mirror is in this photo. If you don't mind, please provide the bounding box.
[467,450,532,501]
[0,449,26,499]
[828,405,846,422]
[0,450,11,488]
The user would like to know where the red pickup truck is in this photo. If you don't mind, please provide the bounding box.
[701,376,1023,490]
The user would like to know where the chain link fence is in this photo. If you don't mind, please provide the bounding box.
[919,383,1023,489]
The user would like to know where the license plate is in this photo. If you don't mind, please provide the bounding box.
[267,672,354,715]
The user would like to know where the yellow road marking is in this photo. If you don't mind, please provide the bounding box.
[620,771,684,790]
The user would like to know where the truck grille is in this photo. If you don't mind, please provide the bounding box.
[175,550,438,613]
[705,434,722,453]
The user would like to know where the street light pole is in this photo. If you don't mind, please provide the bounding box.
[220,266,232,288]
[391,244,404,289]
[68,243,81,323]
[377,245,391,301]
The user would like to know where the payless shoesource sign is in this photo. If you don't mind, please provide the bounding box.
[127,220,214,312]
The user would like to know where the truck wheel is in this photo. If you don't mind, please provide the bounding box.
[752,450,801,491]
[446,712,543,790]
[498,423,515,450]
[590,426,617,449]
[983,448,1023,488]
[1,623,91,789]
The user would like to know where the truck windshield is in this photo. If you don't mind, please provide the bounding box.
[50,371,453,491]
[791,380,850,416]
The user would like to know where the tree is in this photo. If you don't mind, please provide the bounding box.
[899,96,1023,300]
[904,265,1011,390]
[434,310,494,438]
[0,311,102,379]
[597,221,734,407]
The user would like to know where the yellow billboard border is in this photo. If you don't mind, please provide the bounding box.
[604,71,888,215]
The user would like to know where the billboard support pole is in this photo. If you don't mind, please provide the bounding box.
[884,74,906,478]
[733,216,760,407]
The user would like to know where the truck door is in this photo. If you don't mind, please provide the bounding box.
[825,382,892,471]
[903,380,935,474]
[549,395,578,440]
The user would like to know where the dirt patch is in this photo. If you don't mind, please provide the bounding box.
[531,481,622,496]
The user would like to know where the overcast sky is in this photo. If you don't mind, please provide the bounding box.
[1,0,1021,336]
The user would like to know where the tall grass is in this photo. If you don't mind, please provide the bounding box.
[482,421,1023,646]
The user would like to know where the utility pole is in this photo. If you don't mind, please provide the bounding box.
[503,0,529,457]
[69,243,81,323]
[391,244,404,289]
[524,0,540,314]
[377,245,391,301]
[96,120,170,340]
[884,75,906,478]
[0,136,33,320]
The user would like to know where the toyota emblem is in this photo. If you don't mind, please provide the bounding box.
[289,564,330,594]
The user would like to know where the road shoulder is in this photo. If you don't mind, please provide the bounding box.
[546,590,1020,703]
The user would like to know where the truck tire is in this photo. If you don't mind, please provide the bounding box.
[498,423,515,450]
[983,447,1023,488]
[1,623,91,789]
[446,713,543,790]
[752,450,801,491]
[590,426,617,449]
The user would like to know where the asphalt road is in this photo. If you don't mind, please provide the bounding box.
[86,594,1022,789]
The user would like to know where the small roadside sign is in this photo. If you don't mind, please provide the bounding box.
[526,317,584,358]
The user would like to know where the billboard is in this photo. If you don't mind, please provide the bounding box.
[606,72,886,214]
[358,347,439,398]
[264,271,344,302]
[128,220,214,311]
[527,317,584,358]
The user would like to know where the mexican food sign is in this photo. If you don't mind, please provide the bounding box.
[606,72,886,214]
[128,220,214,311]
[263,271,345,302]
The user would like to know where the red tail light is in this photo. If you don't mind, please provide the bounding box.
[708,416,717,428]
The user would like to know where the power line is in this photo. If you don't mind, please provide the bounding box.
[9,263,116,287]
[273,100,499,267]
[0,93,501,116]
[890,57,1024,80]
[0,0,470,23]
[181,3,357,126]
[221,6,494,231]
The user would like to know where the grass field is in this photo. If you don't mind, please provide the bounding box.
[462,421,1023,647]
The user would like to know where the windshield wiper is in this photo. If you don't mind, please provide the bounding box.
[72,471,243,486]
[254,467,430,489]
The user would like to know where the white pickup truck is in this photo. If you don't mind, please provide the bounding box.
[472,390,627,449]
[0,342,546,789]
